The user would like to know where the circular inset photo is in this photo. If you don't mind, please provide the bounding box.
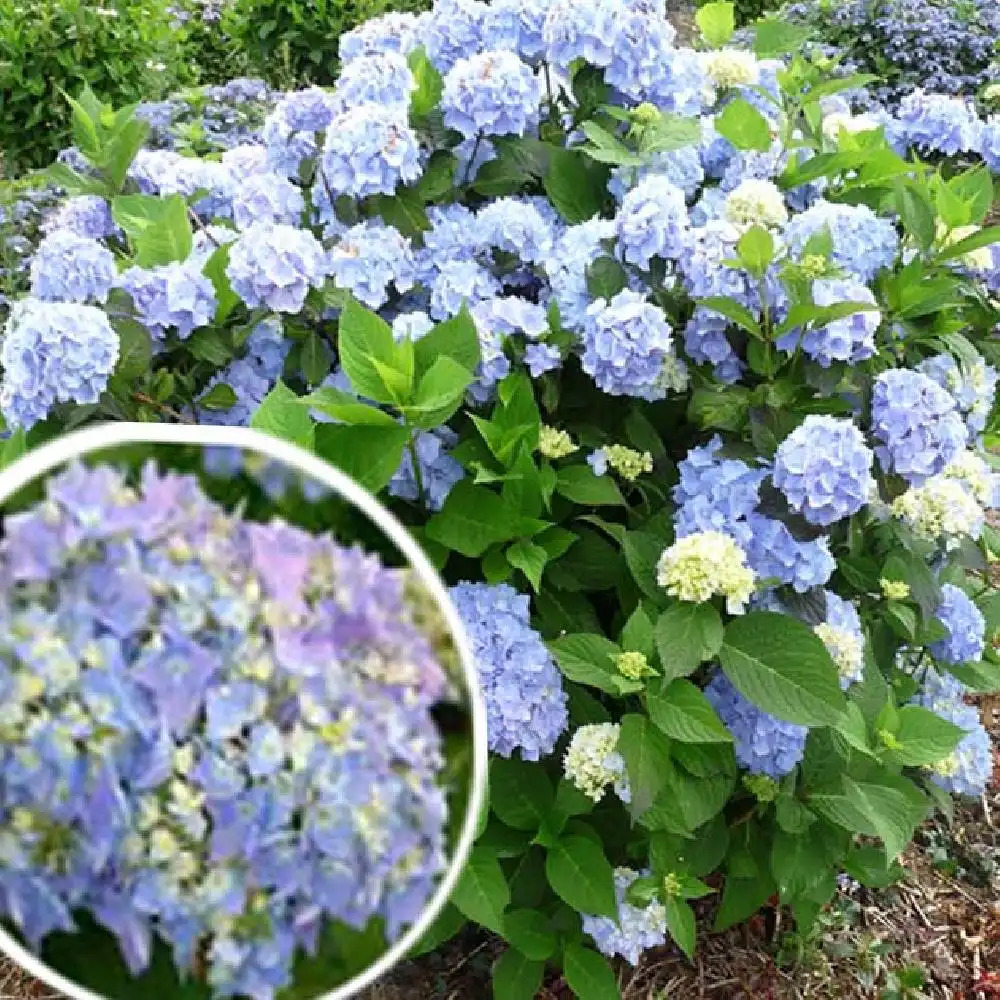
[0,424,487,1000]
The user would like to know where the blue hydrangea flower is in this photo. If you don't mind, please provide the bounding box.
[441,50,542,141]
[44,196,116,241]
[333,51,415,110]
[888,90,982,156]
[477,197,554,264]
[918,352,999,443]
[610,146,705,202]
[327,222,416,310]
[542,0,622,71]
[615,176,689,269]
[450,582,568,760]
[783,200,898,282]
[581,290,680,401]
[429,260,501,320]
[262,87,339,176]
[319,104,423,199]
[0,463,450,994]
[675,220,761,306]
[604,7,678,101]
[682,307,743,383]
[871,369,966,484]
[674,436,835,592]
[227,223,326,313]
[118,262,217,341]
[776,278,880,367]
[197,318,290,426]
[773,416,874,526]
[820,590,866,688]
[389,428,465,511]
[29,230,116,304]
[705,671,808,778]
[231,172,305,229]
[931,584,986,666]
[339,11,424,63]
[481,0,550,60]
[420,0,489,72]
[581,868,668,966]
[546,218,617,330]
[981,118,1000,173]
[525,343,561,376]
[0,299,119,429]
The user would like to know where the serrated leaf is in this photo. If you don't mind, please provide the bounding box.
[549,634,641,695]
[490,757,554,831]
[654,603,723,682]
[647,679,733,743]
[313,423,409,493]
[336,298,400,404]
[249,380,314,448]
[719,612,847,726]
[450,847,510,932]
[618,713,673,819]
[545,835,617,918]
[563,944,621,1000]
[887,705,967,767]
[715,98,772,152]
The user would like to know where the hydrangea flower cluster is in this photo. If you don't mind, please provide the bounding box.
[118,262,218,342]
[891,475,985,549]
[0,463,450,999]
[704,672,808,778]
[930,584,986,666]
[814,592,865,689]
[449,583,567,761]
[563,724,630,804]
[772,416,874,526]
[656,531,755,614]
[226,224,326,313]
[580,868,668,965]
[28,230,115,304]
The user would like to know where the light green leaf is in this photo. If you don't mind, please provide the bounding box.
[506,539,548,592]
[337,298,401,404]
[647,679,733,743]
[313,424,410,493]
[695,1,735,47]
[549,634,642,696]
[401,355,473,429]
[719,612,847,726]
[250,381,314,448]
[555,465,625,506]
[886,705,967,767]
[412,307,481,377]
[663,896,696,959]
[714,98,772,152]
[111,193,192,267]
[301,387,397,426]
[654,603,723,682]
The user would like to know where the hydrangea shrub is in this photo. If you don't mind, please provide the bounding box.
[2,0,1000,994]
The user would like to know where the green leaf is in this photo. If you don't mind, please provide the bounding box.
[663,896,697,959]
[501,911,557,961]
[886,706,966,767]
[314,423,410,493]
[370,187,431,237]
[894,182,936,251]
[424,481,521,556]
[623,529,671,600]
[936,225,1000,262]
[250,381,314,448]
[301,387,397,426]
[620,604,657,659]
[492,949,545,1000]
[111,318,153,382]
[737,225,775,277]
[699,296,762,338]
[695,1,735,47]
[713,871,775,931]
[545,835,618,918]
[555,465,625,506]
[751,19,811,57]
[549,633,641,696]
[843,777,928,862]
[715,99,772,152]
[506,539,548,592]
[0,428,27,470]
[201,244,241,323]
[299,331,332,387]
[618,713,673,819]
[490,757,554,831]
[111,193,193,267]
[412,307,481,377]
[336,298,401,404]
[586,255,629,300]
[647,679,733,743]
[408,46,444,120]
[198,382,238,411]
[654,603,723,682]
[563,945,621,1000]
[544,147,608,223]
[719,612,847,726]
[401,355,474,428]
[450,847,510,933]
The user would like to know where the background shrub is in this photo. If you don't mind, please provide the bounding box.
[698,0,783,27]
[0,0,195,171]
[224,0,429,87]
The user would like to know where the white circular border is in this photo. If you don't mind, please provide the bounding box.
[0,422,488,1000]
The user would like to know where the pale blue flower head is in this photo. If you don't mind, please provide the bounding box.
[441,50,542,141]
[227,223,326,313]
[931,584,986,666]
[118,262,217,341]
[29,230,116,304]
[615,175,689,269]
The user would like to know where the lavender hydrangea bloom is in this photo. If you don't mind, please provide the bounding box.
[339,11,424,63]
[319,104,422,199]
[231,172,305,229]
[705,671,808,778]
[889,90,982,156]
[477,197,554,263]
[546,218,617,330]
[871,370,966,484]
[776,278,880,367]
[773,416,874,526]
[262,87,339,176]
[615,176,689,268]
[682,308,744,383]
[118,262,218,340]
[0,299,119,428]
[420,0,489,72]
[918,353,999,443]
[0,463,449,997]
[44,196,116,241]
[389,428,465,511]
[450,582,568,760]
[29,230,116,304]
[605,7,678,100]
[931,584,986,666]
[783,200,898,282]
[327,222,416,309]
[581,868,668,965]
[227,223,326,313]
[542,0,621,71]
[581,291,680,401]
[441,51,542,141]
[610,147,705,202]
[333,51,415,110]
